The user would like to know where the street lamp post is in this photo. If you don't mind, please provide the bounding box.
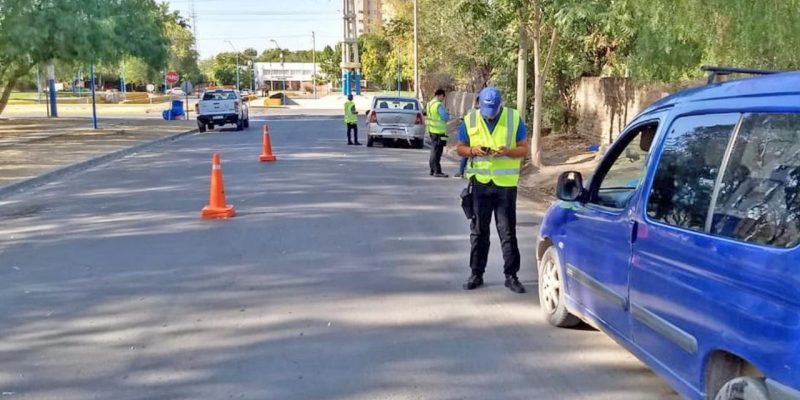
[225,40,240,91]
[270,39,286,105]
[413,0,419,100]
[312,31,317,99]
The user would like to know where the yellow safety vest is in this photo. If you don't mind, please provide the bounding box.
[344,101,357,124]
[464,107,522,188]
[426,99,447,135]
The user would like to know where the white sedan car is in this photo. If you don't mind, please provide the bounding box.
[365,96,426,148]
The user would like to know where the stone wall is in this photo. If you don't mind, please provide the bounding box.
[574,77,704,144]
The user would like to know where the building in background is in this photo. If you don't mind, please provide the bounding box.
[356,0,385,35]
[254,62,320,92]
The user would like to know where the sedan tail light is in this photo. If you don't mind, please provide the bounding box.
[368,111,378,124]
[415,113,424,125]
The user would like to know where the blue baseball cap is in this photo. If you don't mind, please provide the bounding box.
[478,87,502,118]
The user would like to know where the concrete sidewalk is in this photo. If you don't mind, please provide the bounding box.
[0,118,196,197]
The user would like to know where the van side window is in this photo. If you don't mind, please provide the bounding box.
[646,114,740,231]
[589,122,657,209]
[710,113,800,248]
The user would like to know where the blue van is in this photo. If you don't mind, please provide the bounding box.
[537,67,800,400]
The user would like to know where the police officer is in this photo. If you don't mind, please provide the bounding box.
[427,89,450,177]
[456,87,528,294]
[344,94,361,145]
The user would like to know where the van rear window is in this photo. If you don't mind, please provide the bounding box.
[710,113,800,248]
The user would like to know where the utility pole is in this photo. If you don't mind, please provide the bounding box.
[413,0,419,100]
[225,40,240,91]
[312,31,317,99]
[341,0,361,95]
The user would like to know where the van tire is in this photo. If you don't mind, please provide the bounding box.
[197,121,206,133]
[715,377,770,400]
[538,246,581,328]
[367,137,374,147]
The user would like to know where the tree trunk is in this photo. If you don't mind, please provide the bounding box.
[529,22,558,168]
[0,76,20,116]
[516,6,528,121]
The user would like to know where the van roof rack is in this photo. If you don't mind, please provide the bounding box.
[701,65,784,84]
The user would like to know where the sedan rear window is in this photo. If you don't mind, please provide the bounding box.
[374,98,418,110]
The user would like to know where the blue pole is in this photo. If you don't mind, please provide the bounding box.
[354,70,361,95]
[47,63,58,117]
[90,64,97,129]
[341,71,348,95]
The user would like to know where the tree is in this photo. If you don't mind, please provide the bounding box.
[0,0,169,115]
[160,4,201,83]
[318,45,342,86]
[121,56,157,86]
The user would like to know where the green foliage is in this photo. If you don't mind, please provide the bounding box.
[0,0,171,113]
[318,45,342,86]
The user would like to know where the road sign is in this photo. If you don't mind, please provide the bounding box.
[165,71,179,84]
[146,84,155,93]
[180,81,194,94]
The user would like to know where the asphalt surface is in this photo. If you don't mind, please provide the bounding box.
[0,118,680,399]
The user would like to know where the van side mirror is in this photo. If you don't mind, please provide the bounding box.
[556,171,585,202]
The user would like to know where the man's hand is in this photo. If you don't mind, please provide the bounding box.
[494,146,509,157]
[470,146,488,157]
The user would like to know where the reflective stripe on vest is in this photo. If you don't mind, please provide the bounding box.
[426,99,447,134]
[464,107,522,187]
[344,101,357,124]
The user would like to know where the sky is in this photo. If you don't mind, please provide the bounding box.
[164,0,343,59]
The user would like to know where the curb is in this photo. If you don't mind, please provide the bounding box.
[0,128,198,200]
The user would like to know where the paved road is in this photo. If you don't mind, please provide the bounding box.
[0,118,680,399]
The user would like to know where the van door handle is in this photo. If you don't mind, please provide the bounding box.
[629,220,638,243]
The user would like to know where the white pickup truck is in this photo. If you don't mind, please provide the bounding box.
[195,89,250,132]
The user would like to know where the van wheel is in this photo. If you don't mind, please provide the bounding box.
[197,121,206,133]
[538,246,581,328]
[208,124,214,130]
[715,377,770,400]
[367,137,374,147]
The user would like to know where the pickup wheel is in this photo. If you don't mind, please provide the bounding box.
[235,119,244,131]
[715,377,770,400]
[539,246,581,328]
[367,137,374,147]
[208,124,214,130]
[413,138,424,149]
[243,118,250,129]
[197,120,206,133]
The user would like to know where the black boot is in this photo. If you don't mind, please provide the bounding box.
[462,274,484,290]
[504,275,526,294]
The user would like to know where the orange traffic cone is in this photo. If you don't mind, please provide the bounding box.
[259,124,277,162]
[201,153,236,219]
